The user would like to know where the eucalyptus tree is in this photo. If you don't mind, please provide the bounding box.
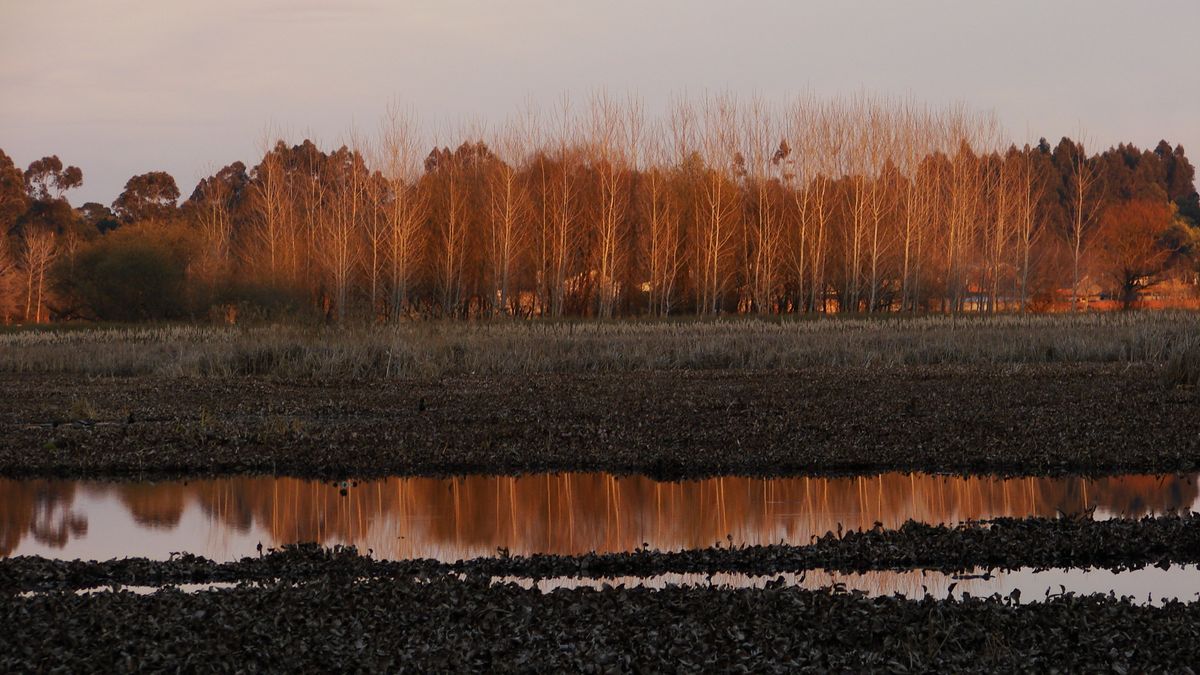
[112,171,180,224]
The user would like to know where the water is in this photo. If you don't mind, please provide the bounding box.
[501,565,1200,605]
[27,567,1200,606]
[3,472,1196,562]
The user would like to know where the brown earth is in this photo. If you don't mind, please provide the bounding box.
[0,364,1197,479]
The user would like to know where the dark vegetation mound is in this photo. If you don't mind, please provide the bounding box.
[4,575,1199,672]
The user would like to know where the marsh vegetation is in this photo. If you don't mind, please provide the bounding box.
[1,311,1198,378]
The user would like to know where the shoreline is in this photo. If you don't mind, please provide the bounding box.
[5,514,1200,592]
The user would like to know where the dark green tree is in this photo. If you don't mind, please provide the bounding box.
[0,149,28,234]
[113,171,181,224]
[1153,142,1199,226]
[54,224,196,320]
[23,156,82,201]
[77,202,120,233]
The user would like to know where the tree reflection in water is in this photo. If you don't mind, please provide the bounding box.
[1,473,1196,561]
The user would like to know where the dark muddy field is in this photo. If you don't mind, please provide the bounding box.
[5,573,1200,672]
[4,362,1199,670]
[7,516,1200,669]
[2,363,1197,479]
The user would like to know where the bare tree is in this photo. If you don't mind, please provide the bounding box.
[639,121,683,316]
[863,102,897,313]
[363,167,387,320]
[839,97,874,313]
[1063,135,1101,311]
[741,96,784,314]
[982,148,1017,312]
[695,93,741,315]
[486,121,531,316]
[1015,143,1045,313]
[378,106,428,319]
[249,135,291,284]
[427,136,484,317]
[191,163,239,285]
[320,140,367,322]
[895,103,935,313]
[545,97,581,317]
[21,227,56,323]
[586,91,633,318]
[793,98,842,313]
[940,107,990,313]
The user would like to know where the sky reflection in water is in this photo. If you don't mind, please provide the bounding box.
[4,472,1196,564]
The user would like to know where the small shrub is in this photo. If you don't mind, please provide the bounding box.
[67,398,99,421]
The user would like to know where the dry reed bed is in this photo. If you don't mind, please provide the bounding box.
[1,312,1198,378]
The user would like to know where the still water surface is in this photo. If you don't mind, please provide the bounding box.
[504,565,1200,605]
[31,567,1200,606]
[4,472,1196,563]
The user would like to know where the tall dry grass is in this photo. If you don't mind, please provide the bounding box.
[0,312,1197,379]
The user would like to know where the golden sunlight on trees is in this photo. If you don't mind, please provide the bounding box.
[1092,199,1177,308]
[112,172,181,225]
[1,93,1197,324]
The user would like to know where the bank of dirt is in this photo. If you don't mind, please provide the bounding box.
[0,364,1196,479]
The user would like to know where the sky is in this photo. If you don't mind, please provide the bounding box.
[2,0,1197,206]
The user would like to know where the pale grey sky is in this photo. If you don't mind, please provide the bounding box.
[2,0,1197,205]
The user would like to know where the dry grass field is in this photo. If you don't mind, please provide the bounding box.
[2,312,1198,380]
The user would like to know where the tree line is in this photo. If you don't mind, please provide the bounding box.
[2,94,1197,323]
